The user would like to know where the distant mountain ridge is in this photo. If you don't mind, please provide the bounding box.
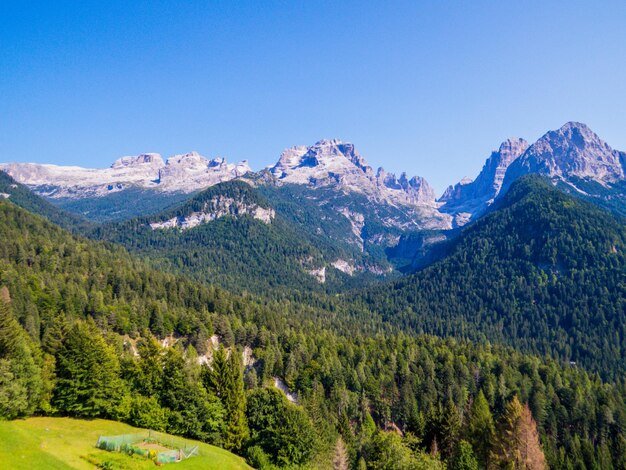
[0,151,251,198]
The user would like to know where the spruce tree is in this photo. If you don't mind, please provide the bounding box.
[491,395,524,468]
[452,440,479,470]
[440,400,462,460]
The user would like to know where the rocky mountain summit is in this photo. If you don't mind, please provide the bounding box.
[441,122,626,225]
[502,122,626,190]
[269,138,437,207]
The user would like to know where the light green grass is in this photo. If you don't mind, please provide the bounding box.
[0,417,253,470]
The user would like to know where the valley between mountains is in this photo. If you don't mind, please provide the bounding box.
[0,121,625,469]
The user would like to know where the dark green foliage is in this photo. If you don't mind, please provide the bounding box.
[0,299,43,419]
[202,345,248,450]
[557,176,626,218]
[159,347,224,442]
[246,388,315,466]
[52,321,124,417]
[88,180,396,294]
[1,189,626,468]
[360,176,626,379]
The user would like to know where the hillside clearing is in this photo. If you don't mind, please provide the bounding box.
[0,417,252,470]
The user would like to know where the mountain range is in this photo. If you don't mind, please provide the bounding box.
[2,122,625,228]
[1,121,625,291]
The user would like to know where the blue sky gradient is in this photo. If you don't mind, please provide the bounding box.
[1,1,625,193]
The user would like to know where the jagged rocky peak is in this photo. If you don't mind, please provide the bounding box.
[164,151,210,168]
[438,136,529,227]
[271,139,373,180]
[377,167,436,204]
[111,153,164,169]
[440,137,528,204]
[503,122,625,187]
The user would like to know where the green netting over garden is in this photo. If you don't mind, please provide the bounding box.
[96,431,199,464]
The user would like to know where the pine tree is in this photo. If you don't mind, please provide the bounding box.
[491,395,524,468]
[466,390,495,469]
[202,344,248,450]
[203,344,230,399]
[453,440,479,470]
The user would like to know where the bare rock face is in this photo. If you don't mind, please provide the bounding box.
[439,138,529,225]
[502,122,625,191]
[440,122,626,227]
[157,152,252,191]
[149,194,275,230]
[111,153,165,169]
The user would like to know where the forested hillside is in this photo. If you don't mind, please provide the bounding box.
[358,176,626,380]
[1,197,626,468]
[89,181,387,293]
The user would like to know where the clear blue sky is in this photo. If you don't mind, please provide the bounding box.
[2,1,626,194]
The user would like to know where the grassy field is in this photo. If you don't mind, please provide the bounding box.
[0,417,253,470]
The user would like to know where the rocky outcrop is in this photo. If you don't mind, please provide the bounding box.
[440,122,626,226]
[150,195,275,230]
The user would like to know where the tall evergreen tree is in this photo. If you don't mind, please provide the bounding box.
[202,344,248,450]
[223,346,248,451]
[466,390,496,469]
[452,440,479,470]
[52,321,123,418]
[491,395,524,468]
[441,400,462,460]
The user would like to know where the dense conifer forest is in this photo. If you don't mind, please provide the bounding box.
[358,177,626,380]
[1,175,626,468]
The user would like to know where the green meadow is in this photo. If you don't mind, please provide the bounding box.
[0,417,253,470]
